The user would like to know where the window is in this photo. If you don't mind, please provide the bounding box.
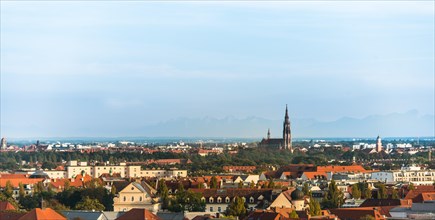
[201,197,206,203]
[249,197,254,203]
[217,197,222,203]
[210,207,213,212]
[225,197,230,203]
[132,196,134,201]
[140,196,143,201]
[131,187,134,190]
[209,197,214,203]
[218,207,221,212]
[123,196,126,201]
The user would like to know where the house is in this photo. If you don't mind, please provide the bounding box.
[113,181,160,212]
[268,189,308,211]
[190,188,273,213]
[116,208,162,220]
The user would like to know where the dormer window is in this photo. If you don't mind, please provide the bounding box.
[217,197,222,203]
[209,197,214,203]
[250,197,255,203]
[225,197,230,203]
[201,197,206,203]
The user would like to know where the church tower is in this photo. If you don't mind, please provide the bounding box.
[267,128,271,140]
[283,105,292,152]
[376,135,383,152]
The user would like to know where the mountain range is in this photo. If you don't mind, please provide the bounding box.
[139,110,434,138]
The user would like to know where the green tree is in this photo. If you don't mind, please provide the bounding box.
[364,188,372,199]
[321,179,344,208]
[238,180,244,188]
[302,182,310,196]
[210,176,218,189]
[359,215,375,220]
[267,179,275,188]
[157,179,169,209]
[392,189,399,199]
[376,183,388,199]
[19,182,26,198]
[64,179,71,190]
[352,184,361,199]
[110,185,117,196]
[4,180,14,198]
[308,197,321,216]
[226,196,247,219]
[408,182,415,190]
[250,181,255,189]
[0,192,19,209]
[75,196,105,211]
[289,210,299,218]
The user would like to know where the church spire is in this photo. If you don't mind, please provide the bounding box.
[283,104,292,152]
[267,128,271,140]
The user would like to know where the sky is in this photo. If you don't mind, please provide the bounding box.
[1,1,434,138]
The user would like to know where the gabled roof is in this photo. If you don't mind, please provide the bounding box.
[18,208,66,220]
[116,208,161,220]
[0,201,16,211]
[302,172,327,180]
[359,199,402,207]
[190,188,272,201]
[61,211,104,220]
[0,174,44,188]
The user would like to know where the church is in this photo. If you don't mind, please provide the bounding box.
[259,105,293,152]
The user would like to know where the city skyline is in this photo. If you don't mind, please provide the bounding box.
[1,1,434,138]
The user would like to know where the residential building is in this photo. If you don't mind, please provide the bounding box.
[113,181,160,212]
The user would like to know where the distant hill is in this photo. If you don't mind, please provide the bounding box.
[139,110,434,138]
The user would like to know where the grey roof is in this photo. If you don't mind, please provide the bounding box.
[61,211,105,220]
[102,211,124,220]
[411,203,435,212]
[157,211,184,220]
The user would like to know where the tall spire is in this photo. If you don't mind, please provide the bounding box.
[283,104,292,152]
[267,128,271,140]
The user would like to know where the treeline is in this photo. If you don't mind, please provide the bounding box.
[1,146,433,172]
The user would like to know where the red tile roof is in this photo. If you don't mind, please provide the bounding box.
[0,174,44,188]
[0,201,16,211]
[116,208,161,220]
[317,165,367,173]
[329,207,386,220]
[17,208,66,220]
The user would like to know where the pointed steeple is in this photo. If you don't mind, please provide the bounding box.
[285,104,289,120]
[267,128,271,140]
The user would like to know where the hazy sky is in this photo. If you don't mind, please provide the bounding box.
[1,1,434,138]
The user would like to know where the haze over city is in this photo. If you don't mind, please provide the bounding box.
[1,1,434,138]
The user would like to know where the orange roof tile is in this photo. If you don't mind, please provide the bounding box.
[317,165,367,173]
[18,208,66,220]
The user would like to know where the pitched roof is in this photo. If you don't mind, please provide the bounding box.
[0,201,17,211]
[329,208,386,220]
[0,212,25,220]
[245,210,289,220]
[0,174,44,188]
[61,211,103,220]
[405,188,435,202]
[116,208,161,220]
[359,199,402,207]
[316,165,367,173]
[302,172,327,180]
[190,188,272,199]
[18,208,66,220]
